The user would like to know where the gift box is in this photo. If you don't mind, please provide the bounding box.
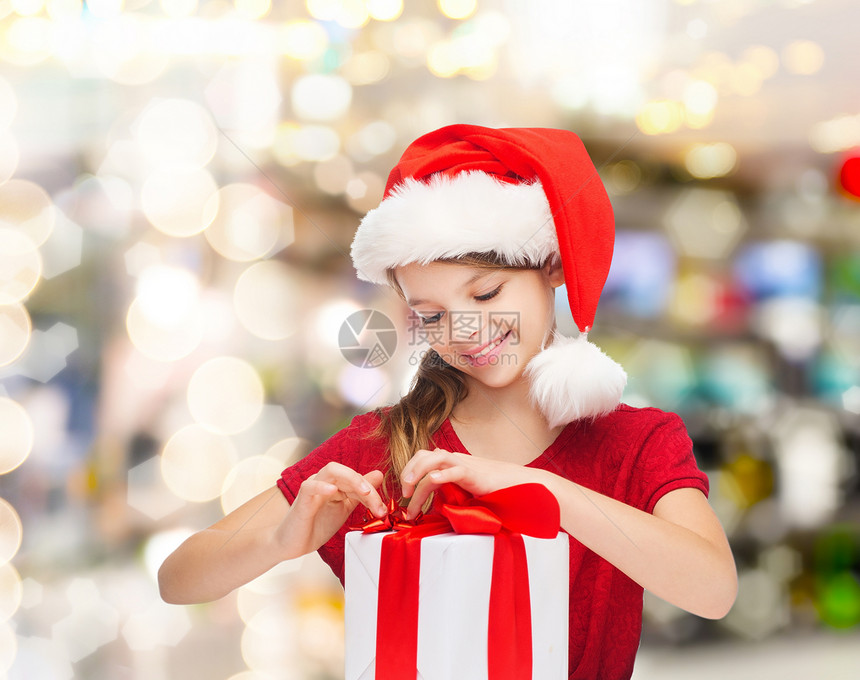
[344,529,569,680]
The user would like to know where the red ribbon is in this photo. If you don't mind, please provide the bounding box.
[352,483,561,680]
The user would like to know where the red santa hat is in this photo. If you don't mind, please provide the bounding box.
[350,124,626,426]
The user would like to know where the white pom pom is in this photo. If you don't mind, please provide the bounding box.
[524,334,627,428]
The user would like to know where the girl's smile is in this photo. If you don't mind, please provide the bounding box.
[462,328,513,366]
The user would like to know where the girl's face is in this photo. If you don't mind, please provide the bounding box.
[393,259,565,389]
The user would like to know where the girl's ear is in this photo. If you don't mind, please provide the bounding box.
[544,259,565,288]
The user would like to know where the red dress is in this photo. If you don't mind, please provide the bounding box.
[277,405,709,680]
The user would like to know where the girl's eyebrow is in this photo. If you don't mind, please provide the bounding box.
[406,270,496,307]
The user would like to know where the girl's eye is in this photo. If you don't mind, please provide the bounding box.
[420,311,444,326]
[475,285,502,302]
[418,286,501,326]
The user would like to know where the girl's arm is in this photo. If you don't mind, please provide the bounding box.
[400,449,737,620]
[158,463,387,605]
[541,475,737,619]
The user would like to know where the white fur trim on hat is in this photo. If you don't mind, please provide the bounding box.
[524,333,627,428]
[350,171,557,284]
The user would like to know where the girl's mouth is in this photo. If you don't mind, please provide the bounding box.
[464,330,512,366]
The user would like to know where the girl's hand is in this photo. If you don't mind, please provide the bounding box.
[400,448,545,519]
[275,462,386,558]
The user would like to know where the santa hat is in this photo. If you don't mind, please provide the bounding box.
[350,124,626,426]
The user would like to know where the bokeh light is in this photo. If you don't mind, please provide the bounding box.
[438,0,476,20]
[782,39,825,75]
[0,622,15,675]
[0,499,23,565]
[235,0,271,21]
[367,0,402,21]
[204,183,292,261]
[12,0,44,17]
[772,408,844,529]
[0,229,41,304]
[45,0,83,21]
[273,124,341,164]
[814,527,860,629]
[636,100,684,135]
[221,456,287,515]
[2,16,53,66]
[291,74,353,122]
[681,80,716,127]
[754,297,823,361]
[313,154,354,195]
[0,130,19,184]
[127,455,188,520]
[39,209,83,280]
[809,114,860,154]
[685,142,738,179]
[221,437,313,514]
[602,160,643,196]
[159,0,197,19]
[0,179,55,248]
[0,303,32,367]
[664,189,747,260]
[281,19,329,60]
[51,578,119,663]
[140,168,219,237]
[735,240,821,300]
[134,98,218,171]
[742,45,779,79]
[0,397,34,475]
[336,362,390,408]
[126,296,204,362]
[161,424,239,502]
[86,0,122,19]
[342,50,390,85]
[0,562,23,622]
[0,75,18,130]
[240,601,316,674]
[347,120,397,160]
[90,15,170,86]
[310,299,364,351]
[345,171,385,213]
[135,264,201,329]
[233,260,300,340]
[121,594,192,651]
[721,568,788,640]
[603,231,675,319]
[187,356,264,435]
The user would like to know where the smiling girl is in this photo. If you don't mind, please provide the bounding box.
[159,125,737,679]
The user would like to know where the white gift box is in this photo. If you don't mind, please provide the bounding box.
[344,530,569,680]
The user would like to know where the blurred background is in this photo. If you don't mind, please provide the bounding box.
[1,0,860,678]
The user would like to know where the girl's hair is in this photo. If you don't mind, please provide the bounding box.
[368,252,549,495]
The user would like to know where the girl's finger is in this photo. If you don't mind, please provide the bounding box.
[293,479,342,514]
[316,464,387,515]
[403,469,451,519]
[401,448,454,498]
[304,465,388,517]
[300,478,339,497]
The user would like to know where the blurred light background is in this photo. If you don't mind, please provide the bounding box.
[1,0,860,678]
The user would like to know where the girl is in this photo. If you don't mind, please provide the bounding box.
[159,125,737,679]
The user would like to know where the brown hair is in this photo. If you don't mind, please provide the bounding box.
[367,252,547,496]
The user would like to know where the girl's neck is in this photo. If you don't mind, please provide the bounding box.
[452,378,553,432]
[450,380,565,463]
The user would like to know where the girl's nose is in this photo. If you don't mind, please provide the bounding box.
[448,311,483,343]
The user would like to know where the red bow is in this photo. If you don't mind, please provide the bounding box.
[352,483,561,680]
